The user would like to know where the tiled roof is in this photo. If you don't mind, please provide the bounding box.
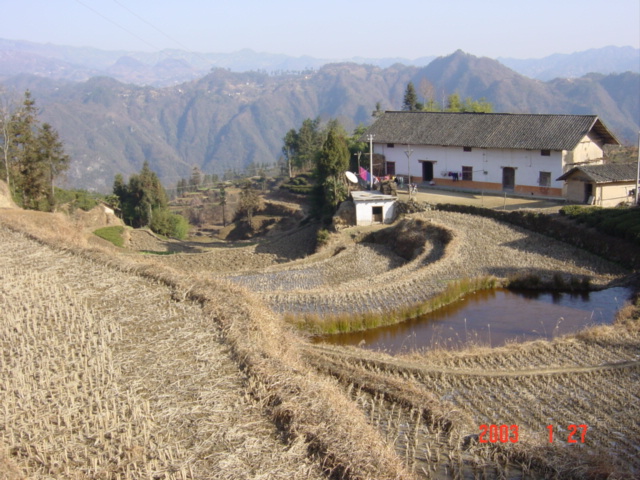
[557,163,638,183]
[365,111,619,151]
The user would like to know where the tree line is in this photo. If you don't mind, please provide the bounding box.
[401,81,493,113]
[0,90,70,210]
[112,162,189,239]
[282,118,369,216]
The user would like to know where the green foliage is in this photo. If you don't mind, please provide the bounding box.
[282,117,323,173]
[0,91,70,211]
[235,180,260,224]
[317,127,350,211]
[560,205,640,245]
[316,228,330,248]
[402,82,420,111]
[280,177,314,195]
[93,226,125,247]
[445,93,493,112]
[113,162,168,228]
[54,188,101,212]
[148,209,189,239]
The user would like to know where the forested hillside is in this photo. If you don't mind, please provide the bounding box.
[2,51,638,191]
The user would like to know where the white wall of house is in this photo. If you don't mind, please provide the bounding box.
[564,181,634,207]
[563,134,606,166]
[375,143,567,194]
[595,183,635,207]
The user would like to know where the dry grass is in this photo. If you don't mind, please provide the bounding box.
[0,227,327,479]
[305,320,640,479]
[0,210,414,479]
[2,201,638,480]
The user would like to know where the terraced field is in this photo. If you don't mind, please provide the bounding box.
[226,211,628,319]
[1,205,638,480]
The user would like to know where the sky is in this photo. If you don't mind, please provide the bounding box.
[2,0,639,60]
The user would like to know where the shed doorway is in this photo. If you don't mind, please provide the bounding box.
[372,206,383,223]
[585,183,594,204]
[502,167,515,190]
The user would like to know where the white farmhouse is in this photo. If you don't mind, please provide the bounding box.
[365,112,619,197]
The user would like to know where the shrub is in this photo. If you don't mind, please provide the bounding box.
[149,209,190,239]
[316,228,330,248]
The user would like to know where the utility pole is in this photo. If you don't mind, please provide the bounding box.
[367,134,374,190]
[404,144,414,195]
[636,131,640,206]
[354,151,362,172]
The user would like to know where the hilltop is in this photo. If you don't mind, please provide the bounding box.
[1,49,638,192]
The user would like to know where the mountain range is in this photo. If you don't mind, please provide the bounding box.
[0,40,638,192]
[2,39,638,86]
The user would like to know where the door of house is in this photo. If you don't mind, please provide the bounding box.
[502,167,515,190]
[372,206,383,223]
[422,161,434,182]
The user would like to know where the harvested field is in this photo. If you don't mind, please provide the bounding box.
[2,201,639,480]
[303,325,640,479]
[0,227,325,479]
[0,213,413,480]
[224,212,628,325]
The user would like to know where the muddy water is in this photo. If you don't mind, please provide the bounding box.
[316,286,633,354]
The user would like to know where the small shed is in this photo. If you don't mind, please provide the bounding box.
[557,163,637,206]
[351,191,397,226]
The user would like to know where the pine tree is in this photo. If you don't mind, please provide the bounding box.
[317,127,350,208]
[218,184,227,227]
[0,91,70,210]
[37,123,70,208]
[403,82,420,111]
[237,180,259,227]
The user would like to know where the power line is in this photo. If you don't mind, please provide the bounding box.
[74,0,161,51]
[111,0,195,53]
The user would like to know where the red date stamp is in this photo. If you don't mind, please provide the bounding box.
[478,424,588,444]
[547,424,588,443]
[479,424,519,443]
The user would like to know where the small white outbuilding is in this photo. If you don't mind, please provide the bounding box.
[351,191,397,226]
[556,163,637,207]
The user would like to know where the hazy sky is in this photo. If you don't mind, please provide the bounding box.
[4,0,640,59]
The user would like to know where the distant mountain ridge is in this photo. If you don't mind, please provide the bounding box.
[1,38,637,86]
[0,47,638,192]
[499,46,640,80]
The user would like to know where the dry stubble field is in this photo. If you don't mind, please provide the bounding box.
[1,205,639,480]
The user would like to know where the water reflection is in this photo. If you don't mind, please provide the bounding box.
[315,287,633,354]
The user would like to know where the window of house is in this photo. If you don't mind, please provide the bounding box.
[463,146,472,152]
[539,171,551,187]
[541,149,551,156]
[462,166,473,181]
[387,143,395,148]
